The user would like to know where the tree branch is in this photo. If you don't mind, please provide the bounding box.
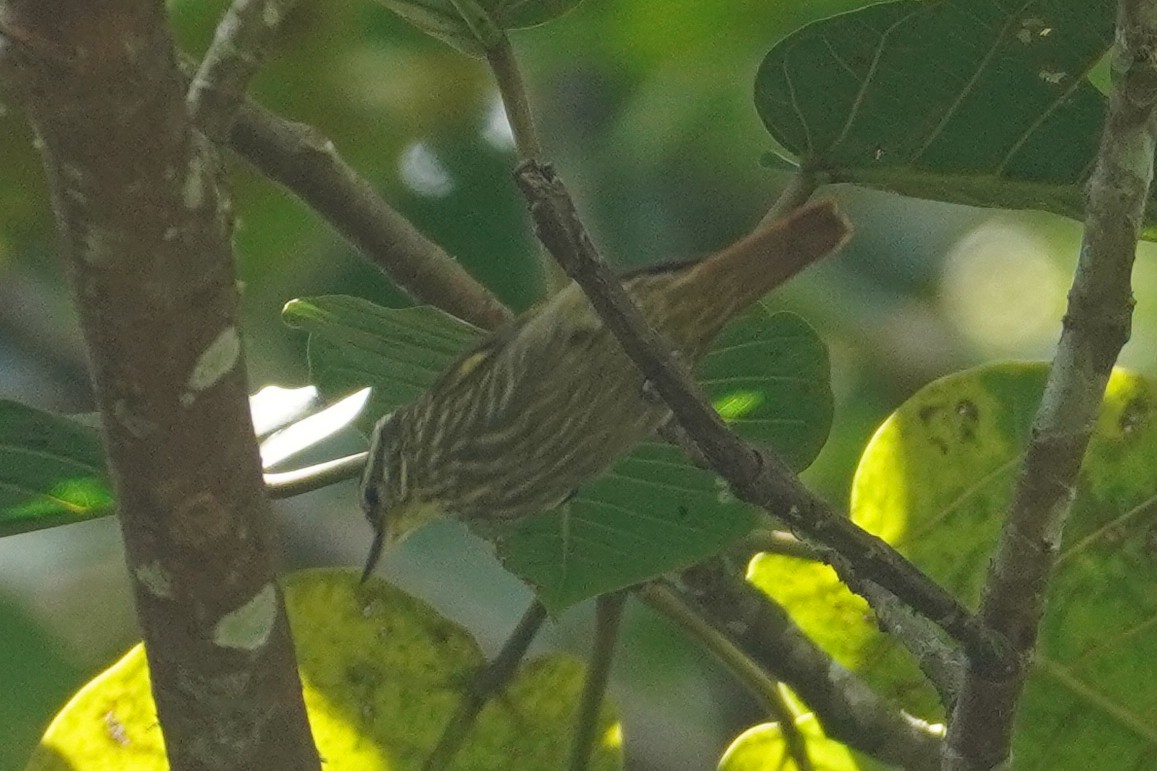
[225,98,512,331]
[478,27,566,291]
[741,528,822,561]
[187,0,301,142]
[857,580,964,709]
[638,582,814,770]
[512,159,1010,670]
[643,568,944,770]
[739,541,964,707]
[0,2,318,769]
[943,2,1157,768]
[178,48,510,330]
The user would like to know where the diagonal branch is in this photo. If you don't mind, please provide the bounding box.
[943,2,1157,768]
[179,48,510,330]
[225,101,513,331]
[738,536,964,706]
[513,159,1010,671]
[641,570,943,770]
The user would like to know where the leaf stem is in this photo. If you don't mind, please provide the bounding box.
[447,0,504,49]
[475,22,564,292]
[486,34,544,163]
[759,167,820,228]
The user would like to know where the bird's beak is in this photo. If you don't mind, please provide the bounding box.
[359,499,437,582]
[360,520,387,584]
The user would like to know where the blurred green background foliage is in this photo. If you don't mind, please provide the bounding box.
[2,0,1155,768]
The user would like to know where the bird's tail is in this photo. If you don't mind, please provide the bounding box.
[661,200,851,348]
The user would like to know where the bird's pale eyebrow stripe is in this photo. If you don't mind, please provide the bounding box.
[361,413,395,504]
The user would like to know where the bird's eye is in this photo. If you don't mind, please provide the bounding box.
[360,411,396,518]
[361,485,381,516]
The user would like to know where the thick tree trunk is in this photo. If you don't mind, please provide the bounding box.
[0,2,319,768]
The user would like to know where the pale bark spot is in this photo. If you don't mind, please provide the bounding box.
[213,583,277,651]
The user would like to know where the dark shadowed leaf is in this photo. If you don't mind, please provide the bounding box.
[0,401,111,537]
[702,303,832,470]
[492,441,761,610]
[374,0,584,56]
[756,1,1123,226]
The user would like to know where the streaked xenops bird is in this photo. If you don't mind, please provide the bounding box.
[360,201,850,578]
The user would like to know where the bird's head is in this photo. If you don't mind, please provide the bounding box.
[358,411,441,582]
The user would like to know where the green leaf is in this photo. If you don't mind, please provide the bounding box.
[374,0,584,56]
[26,569,622,770]
[282,296,483,427]
[719,715,860,771]
[493,441,761,610]
[0,401,112,537]
[756,1,1117,223]
[283,295,832,612]
[703,303,832,471]
[0,597,86,771]
[754,363,1157,763]
[747,551,943,722]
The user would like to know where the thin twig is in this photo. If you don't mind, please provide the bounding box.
[481,30,565,291]
[639,583,813,771]
[486,35,544,163]
[944,2,1157,768]
[264,452,365,499]
[423,601,548,771]
[187,0,301,141]
[740,528,822,561]
[446,0,563,292]
[741,535,963,707]
[858,581,964,708]
[567,591,627,771]
[512,159,1010,670]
